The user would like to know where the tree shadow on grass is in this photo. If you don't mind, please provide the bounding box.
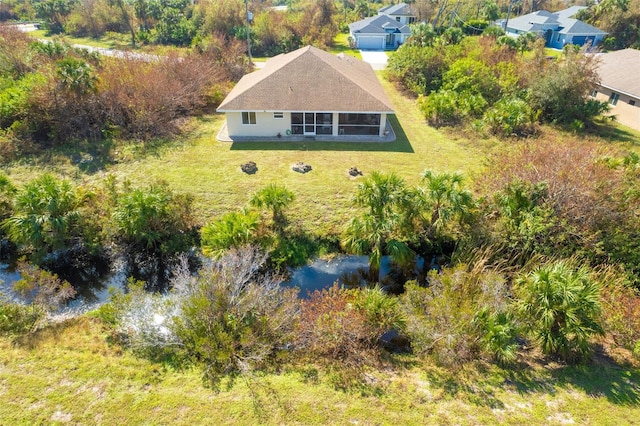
[422,363,507,409]
[550,361,640,406]
[588,120,640,146]
[229,115,414,153]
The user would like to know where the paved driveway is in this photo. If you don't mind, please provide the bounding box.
[359,50,389,70]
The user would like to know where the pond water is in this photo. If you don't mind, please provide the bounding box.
[1,254,433,306]
[282,255,429,297]
[0,261,126,308]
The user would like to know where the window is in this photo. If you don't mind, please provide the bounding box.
[395,17,401,22]
[242,112,256,125]
[273,112,284,119]
[591,90,598,98]
[630,99,636,106]
[408,17,415,24]
[338,113,381,136]
[609,92,619,106]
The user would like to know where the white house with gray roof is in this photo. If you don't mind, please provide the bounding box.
[348,3,415,50]
[500,6,606,49]
[216,46,395,141]
[378,3,416,25]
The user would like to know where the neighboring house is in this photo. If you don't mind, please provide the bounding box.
[500,6,606,49]
[378,2,417,25]
[216,46,395,141]
[593,48,640,131]
[348,3,416,50]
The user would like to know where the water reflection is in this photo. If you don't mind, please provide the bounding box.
[282,255,429,297]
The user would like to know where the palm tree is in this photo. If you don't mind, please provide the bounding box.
[200,210,260,258]
[515,260,604,362]
[417,169,474,239]
[249,183,295,228]
[56,57,98,96]
[343,171,415,282]
[3,174,80,261]
[112,182,195,256]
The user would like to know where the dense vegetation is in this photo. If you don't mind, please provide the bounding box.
[1,2,640,422]
[2,0,639,54]
[388,31,609,134]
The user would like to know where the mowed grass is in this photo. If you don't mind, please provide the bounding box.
[1,317,639,425]
[2,72,491,236]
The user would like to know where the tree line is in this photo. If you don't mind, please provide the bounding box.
[2,0,638,51]
[0,26,249,154]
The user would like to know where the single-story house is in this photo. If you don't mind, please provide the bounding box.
[378,2,416,25]
[349,2,416,52]
[500,6,606,49]
[216,45,395,141]
[593,48,640,131]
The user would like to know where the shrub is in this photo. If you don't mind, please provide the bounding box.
[200,210,260,258]
[0,300,45,336]
[13,261,77,311]
[295,284,383,369]
[418,90,460,126]
[112,181,197,258]
[418,90,487,127]
[515,260,604,363]
[527,47,608,125]
[386,44,452,96]
[600,277,640,352]
[172,247,299,389]
[3,174,82,262]
[401,263,512,366]
[482,96,537,137]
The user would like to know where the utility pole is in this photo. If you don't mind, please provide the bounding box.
[245,0,252,62]
[504,0,514,33]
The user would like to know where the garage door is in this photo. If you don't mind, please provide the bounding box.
[357,36,383,50]
[571,36,595,46]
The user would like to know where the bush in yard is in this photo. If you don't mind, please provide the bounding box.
[401,263,513,367]
[527,46,609,126]
[598,267,640,354]
[418,90,487,127]
[386,44,453,96]
[171,247,299,390]
[200,210,260,258]
[112,180,197,259]
[0,300,45,336]
[481,96,538,137]
[3,174,82,263]
[294,284,393,373]
[0,260,76,336]
[515,260,604,363]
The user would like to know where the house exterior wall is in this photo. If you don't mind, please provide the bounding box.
[225,112,390,138]
[594,87,640,132]
[387,14,414,25]
[225,111,290,137]
[548,33,605,49]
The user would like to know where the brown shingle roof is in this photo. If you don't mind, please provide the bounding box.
[217,46,394,113]
[597,48,640,98]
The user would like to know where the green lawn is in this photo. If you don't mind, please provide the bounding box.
[1,317,638,425]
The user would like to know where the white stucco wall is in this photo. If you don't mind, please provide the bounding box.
[225,112,291,137]
[225,112,390,138]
